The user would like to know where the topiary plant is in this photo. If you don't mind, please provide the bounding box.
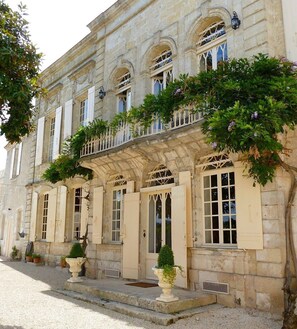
[156,245,178,286]
[67,242,84,258]
[157,244,174,268]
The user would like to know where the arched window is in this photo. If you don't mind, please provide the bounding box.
[197,20,228,72]
[115,69,131,113]
[146,164,174,187]
[110,175,127,242]
[150,48,173,95]
[197,154,236,245]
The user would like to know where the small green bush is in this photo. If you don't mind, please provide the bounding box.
[68,242,84,258]
[157,245,174,268]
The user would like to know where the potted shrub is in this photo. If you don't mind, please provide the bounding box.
[32,253,42,264]
[65,242,86,283]
[152,244,181,302]
[10,246,21,261]
[60,255,67,268]
[25,251,33,262]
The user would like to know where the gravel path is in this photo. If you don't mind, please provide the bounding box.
[0,258,283,329]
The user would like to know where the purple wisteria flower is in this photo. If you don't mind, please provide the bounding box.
[228,121,236,132]
[211,142,217,149]
[173,88,183,97]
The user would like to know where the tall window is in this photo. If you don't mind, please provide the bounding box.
[80,99,88,126]
[42,194,49,240]
[48,117,55,161]
[111,176,127,242]
[151,49,173,95]
[73,188,82,239]
[116,71,131,113]
[9,142,22,179]
[199,155,237,246]
[197,20,228,72]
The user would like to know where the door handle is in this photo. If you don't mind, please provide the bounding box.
[143,230,146,238]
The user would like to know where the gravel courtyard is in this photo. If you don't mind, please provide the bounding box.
[0,258,282,329]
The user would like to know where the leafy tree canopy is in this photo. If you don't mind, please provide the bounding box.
[0,1,42,143]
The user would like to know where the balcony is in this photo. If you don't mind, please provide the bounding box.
[80,107,203,157]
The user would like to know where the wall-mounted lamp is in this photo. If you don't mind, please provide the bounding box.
[231,11,241,30]
[98,86,106,100]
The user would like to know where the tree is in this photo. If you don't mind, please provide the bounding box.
[0,1,42,143]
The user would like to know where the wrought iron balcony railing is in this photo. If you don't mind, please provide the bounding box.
[80,107,203,157]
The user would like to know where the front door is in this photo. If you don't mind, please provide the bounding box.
[145,189,172,279]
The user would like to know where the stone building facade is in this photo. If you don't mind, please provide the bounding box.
[1,0,297,315]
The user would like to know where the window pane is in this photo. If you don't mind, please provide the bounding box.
[231,215,236,228]
[204,189,210,202]
[203,176,210,188]
[231,201,236,214]
[211,175,217,187]
[229,172,235,185]
[222,187,229,200]
[204,203,210,215]
[213,230,219,243]
[212,202,218,215]
[221,173,228,186]
[223,216,230,228]
[205,231,211,243]
[230,186,235,199]
[232,230,237,244]
[223,231,230,244]
[211,188,218,201]
[205,216,211,229]
[222,201,229,214]
[212,216,219,229]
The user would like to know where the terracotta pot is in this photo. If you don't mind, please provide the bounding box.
[33,257,41,264]
[26,256,33,262]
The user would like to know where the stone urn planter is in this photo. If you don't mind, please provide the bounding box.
[66,242,86,283]
[152,244,180,302]
[153,266,179,302]
[65,257,86,282]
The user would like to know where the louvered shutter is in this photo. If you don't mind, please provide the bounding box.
[35,117,45,166]
[92,187,103,244]
[87,86,95,123]
[64,99,73,139]
[53,106,62,160]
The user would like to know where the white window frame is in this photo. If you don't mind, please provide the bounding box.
[150,49,173,95]
[201,167,237,247]
[42,193,49,240]
[9,143,22,179]
[197,21,228,72]
[79,98,89,127]
[116,72,132,113]
[48,117,55,162]
[111,184,127,243]
[73,187,82,240]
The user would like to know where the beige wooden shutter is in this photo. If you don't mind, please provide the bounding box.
[64,99,73,139]
[35,117,45,166]
[30,192,38,241]
[80,189,89,237]
[87,86,95,123]
[172,185,188,288]
[179,171,193,248]
[55,186,67,243]
[126,181,135,193]
[47,188,57,242]
[16,142,22,176]
[53,106,62,160]
[92,186,103,244]
[122,192,140,279]
[235,162,263,249]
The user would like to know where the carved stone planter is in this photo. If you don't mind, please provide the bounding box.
[66,257,86,283]
[153,267,179,302]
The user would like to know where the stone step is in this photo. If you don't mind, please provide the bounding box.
[64,278,216,314]
[55,289,220,326]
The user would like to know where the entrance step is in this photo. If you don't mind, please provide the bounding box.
[59,278,216,325]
